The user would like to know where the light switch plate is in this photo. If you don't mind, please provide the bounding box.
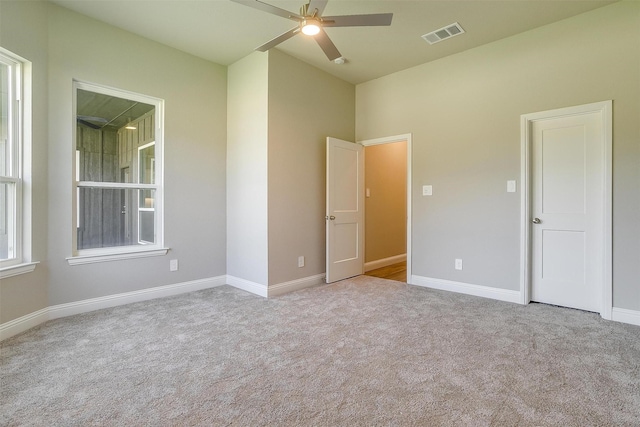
[422,185,433,196]
[507,180,516,193]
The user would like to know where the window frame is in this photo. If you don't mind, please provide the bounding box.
[68,80,167,265]
[0,47,36,278]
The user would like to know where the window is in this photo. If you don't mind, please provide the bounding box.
[0,48,34,276]
[70,81,165,265]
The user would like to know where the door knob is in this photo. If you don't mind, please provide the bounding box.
[325,215,336,220]
[532,217,541,224]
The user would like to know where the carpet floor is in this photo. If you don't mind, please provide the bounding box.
[1,276,639,426]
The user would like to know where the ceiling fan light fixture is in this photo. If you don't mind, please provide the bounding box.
[301,19,321,36]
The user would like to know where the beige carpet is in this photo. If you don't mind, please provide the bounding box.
[1,276,639,426]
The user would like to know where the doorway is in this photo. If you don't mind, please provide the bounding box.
[520,101,612,318]
[361,134,412,283]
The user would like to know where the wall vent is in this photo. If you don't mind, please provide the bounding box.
[421,22,465,45]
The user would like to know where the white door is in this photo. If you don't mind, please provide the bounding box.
[531,110,605,312]
[326,137,364,283]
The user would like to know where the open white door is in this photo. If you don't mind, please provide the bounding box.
[326,137,364,283]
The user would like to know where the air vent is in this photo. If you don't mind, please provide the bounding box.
[422,22,465,45]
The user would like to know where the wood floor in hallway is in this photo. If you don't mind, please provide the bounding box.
[364,261,407,283]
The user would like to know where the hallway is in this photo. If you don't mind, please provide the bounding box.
[364,261,406,283]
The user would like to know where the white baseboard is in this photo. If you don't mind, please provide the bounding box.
[0,276,226,342]
[268,273,326,297]
[612,307,640,327]
[364,254,406,272]
[226,274,326,298]
[47,276,227,320]
[226,275,268,298]
[0,308,50,342]
[411,275,522,305]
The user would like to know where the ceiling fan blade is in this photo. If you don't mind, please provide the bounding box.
[323,13,393,27]
[256,27,300,52]
[230,0,301,21]
[314,28,341,61]
[307,0,328,17]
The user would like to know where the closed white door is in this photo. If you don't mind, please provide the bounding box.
[326,137,364,283]
[531,111,604,312]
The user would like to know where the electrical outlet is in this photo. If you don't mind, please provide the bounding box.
[422,185,433,196]
[455,259,463,271]
[298,256,305,268]
[170,259,179,272]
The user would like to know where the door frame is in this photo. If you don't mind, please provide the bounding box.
[359,133,412,283]
[519,101,612,319]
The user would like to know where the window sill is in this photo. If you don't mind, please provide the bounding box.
[66,248,169,265]
[0,262,39,279]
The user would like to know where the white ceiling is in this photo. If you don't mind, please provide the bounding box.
[50,0,617,85]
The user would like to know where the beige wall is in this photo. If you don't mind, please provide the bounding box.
[267,50,355,286]
[227,49,354,289]
[356,1,640,309]
[1,1,228,323]
[364,142,407,264]
[46,5,227,305]
[0,0,50,323]
[227,52,269,285]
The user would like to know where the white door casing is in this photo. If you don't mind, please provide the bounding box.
[326,137,364,283]
[520,101,612,318]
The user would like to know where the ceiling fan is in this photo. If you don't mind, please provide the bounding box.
[231,0,393,61]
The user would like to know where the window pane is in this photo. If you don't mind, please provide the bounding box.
[138,143,155,184]
[139,210,155,244]
[0,181,15,260]
[0,62,9,177]
[76,125,120,182]
[139,189,155,209]
[77,187,155,250]
[138,188,156,244]
[76,89,154,184]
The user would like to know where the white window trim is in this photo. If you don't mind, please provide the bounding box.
[0,47,34,277]
[69,80,166,265]
[0,261,38,279]
[66,248,168,265]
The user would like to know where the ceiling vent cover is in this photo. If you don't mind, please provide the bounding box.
[422,22,465,45]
